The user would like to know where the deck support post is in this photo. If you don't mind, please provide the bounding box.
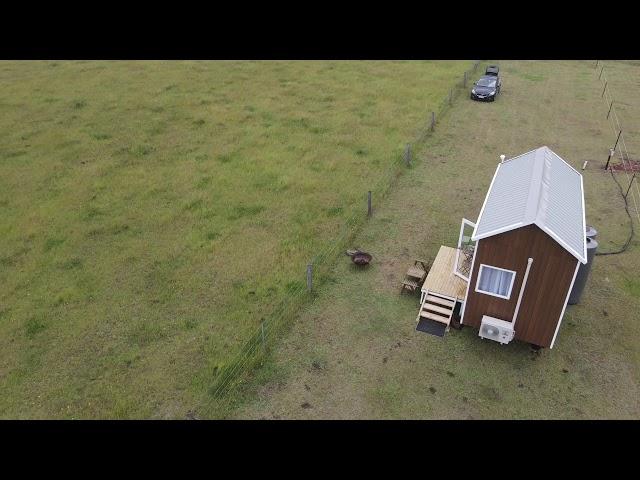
[306,263,313,292]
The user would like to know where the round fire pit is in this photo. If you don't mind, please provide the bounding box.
[346,249,372,266]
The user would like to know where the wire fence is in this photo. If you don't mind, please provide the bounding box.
[207,60,484,416]
[594,60,640,224]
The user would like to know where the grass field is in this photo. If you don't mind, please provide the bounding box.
[235,60,640,419]
[0,60,471,418]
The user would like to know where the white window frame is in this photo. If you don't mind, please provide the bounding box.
[474,264,517,300]
[453,218,476,281]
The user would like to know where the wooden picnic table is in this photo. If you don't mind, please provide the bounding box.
[400,260,429,294]
[406,265,426,280]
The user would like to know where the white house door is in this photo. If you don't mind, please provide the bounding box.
[454,218,476,281]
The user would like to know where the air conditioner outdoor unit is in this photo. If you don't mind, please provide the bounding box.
[479,315,515,345]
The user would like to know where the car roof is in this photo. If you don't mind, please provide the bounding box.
[477,75,497,82]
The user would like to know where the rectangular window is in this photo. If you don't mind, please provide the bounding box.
[475,264,516,300]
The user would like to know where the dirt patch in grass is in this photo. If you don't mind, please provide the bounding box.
[608,159,640,172]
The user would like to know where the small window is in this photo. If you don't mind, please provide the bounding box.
[475,264,516,300]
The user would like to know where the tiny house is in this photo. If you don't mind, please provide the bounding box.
[416,146,587,349]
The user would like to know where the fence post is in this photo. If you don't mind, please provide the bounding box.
[613,130,622,153]
[261,321,266,352]
[430,111,435,131]
[606,100,614,119]
[599,65,604,80]
[625,173,637,198]
[404,143,411,167]
[463,71,467,88]
[605,148,615,170]
[449,89,453,105]
[595,59,599,69]
[602,81,608,98]
[306,263,313,292]
[367,191,372,217]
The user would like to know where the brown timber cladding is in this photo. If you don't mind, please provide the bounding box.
[462,224,579,347]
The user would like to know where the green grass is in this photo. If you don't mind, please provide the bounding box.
[623,277,640,298]
[234,60,640,419]
[0,60,471,418]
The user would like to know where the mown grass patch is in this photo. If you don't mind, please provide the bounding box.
[623,277,640,298]
[520,73,546,82]
[24,316,47,340]
[0,60,470,418]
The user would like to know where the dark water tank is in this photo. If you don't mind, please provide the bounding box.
[568,227,598,305]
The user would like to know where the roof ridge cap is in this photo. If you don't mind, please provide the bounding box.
[524,148,548,224]
[535,149,553,224]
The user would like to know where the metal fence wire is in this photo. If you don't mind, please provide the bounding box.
[594,60,640,224]
[208,60,482,415]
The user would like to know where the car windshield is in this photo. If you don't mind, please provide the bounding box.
[476,78,496,87]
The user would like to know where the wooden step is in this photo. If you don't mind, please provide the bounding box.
[423,303,453,316]
[425,294,455,308]
[420,311,451,325]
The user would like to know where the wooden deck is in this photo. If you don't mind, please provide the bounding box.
[421,246,468,302]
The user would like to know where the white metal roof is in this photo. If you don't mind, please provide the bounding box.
[471,146,587,264]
